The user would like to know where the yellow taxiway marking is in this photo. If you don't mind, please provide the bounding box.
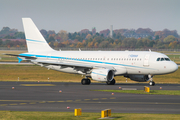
[84,99,90,101]
[47,101,55,103]
[102,98,107,100]
[0,104,7,106]
[0,100,37,102]
[93,98,99,100]
[66,100,73,102]
[75,99,81,102]
[57,101,64,102]
[20,103,27,105]
[39,101,46,103]
[29,102,36,104]
[9,104,17,105]
[110,97,116,99]
[20,84,55,86]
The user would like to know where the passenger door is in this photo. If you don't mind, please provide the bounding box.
[143,54,150,66]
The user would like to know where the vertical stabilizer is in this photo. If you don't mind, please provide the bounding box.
[22,18,54,53]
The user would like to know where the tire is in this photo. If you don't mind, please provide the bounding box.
[81,79,86,85]
[81,79,91,85]
[106,79,115,85]
[149,81,155,86]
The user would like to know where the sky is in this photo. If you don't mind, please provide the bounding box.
[1,0,180,34]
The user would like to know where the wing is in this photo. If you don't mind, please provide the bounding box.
[32,60,93,69]
[31,60,115,70]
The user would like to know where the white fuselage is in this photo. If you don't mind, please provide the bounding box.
[20,50,178,76]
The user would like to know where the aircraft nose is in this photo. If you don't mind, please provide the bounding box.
[170,62,178,73]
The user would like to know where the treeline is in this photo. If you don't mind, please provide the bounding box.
[0,26,180,49]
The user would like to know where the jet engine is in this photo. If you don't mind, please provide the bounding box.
[91,69,114,82]
[128,75,149,82]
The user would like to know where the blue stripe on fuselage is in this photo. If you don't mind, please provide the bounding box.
[19,53,154,70]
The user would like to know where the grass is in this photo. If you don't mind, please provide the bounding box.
[0,111,180,120]
[0,64,180,83]
[95,90,180,95]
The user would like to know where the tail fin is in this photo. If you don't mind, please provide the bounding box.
[22,18,54,53]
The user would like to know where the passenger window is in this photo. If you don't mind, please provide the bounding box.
[161,58,164,61]
[157,58,160,61]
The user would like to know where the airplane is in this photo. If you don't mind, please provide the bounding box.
[5,18,178,86]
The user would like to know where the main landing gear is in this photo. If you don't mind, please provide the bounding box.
[81,78,91,85]
[148,75,155,86]
[106,79,116,85]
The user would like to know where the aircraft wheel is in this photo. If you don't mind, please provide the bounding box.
[149,81,155,86]
[81,78,91,85]
[87,79,91,85]
[106,79,115,85]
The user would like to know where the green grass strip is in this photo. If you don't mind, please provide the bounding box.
[95,90,180,95]
[0,111,180,120]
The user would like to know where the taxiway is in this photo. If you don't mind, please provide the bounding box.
[0,82,180,114]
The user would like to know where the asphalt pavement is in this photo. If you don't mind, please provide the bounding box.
[0,82,180,114]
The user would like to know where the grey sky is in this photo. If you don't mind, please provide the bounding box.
[1,0,180,34]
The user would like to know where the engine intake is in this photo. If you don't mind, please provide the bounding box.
[91,69,114,82]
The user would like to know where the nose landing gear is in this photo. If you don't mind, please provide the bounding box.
[148,75,155,86]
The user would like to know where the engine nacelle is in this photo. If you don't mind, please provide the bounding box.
[128,75,149,82]
[91,69,114,82]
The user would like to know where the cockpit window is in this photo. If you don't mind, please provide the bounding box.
[157,57,171,61]
[157,58,160,61]
[161,58,165,61]
[165,58,170,61]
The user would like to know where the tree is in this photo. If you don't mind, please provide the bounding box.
[76,42,84,48]
[163,35,176,43]
[0,39,2,46]
[169,41,178,49]
[40,29,48,39]
[14,32,25,39]
[155,35,159,40]
[98,41,109,48]
[86,34,92,39]
[57,30,68,42]
[47,36,55,43]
